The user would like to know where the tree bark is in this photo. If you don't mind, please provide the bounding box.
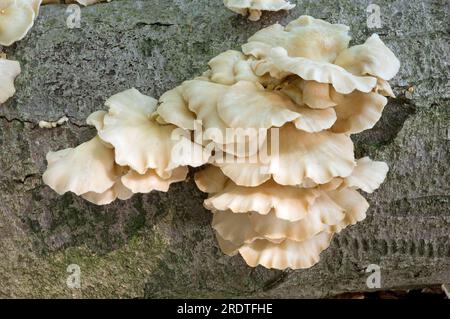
[0,0,448,298]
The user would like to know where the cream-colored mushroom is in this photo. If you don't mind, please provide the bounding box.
[208,50,261,85]
[204,179,320,222]
[254,47,378,94]
[0,55,21,104]
[194,165,229,194]
[0,0,41,46]
[121,166,188,194]
[43,136,118,196]
[242,15,350,62]
[224,0,295,22]
[335,34,400,81]
[342,157,389,193]
[156,86,196,130]
[97,88,209,177]
[217,80,337,133]
[330,90,388,134]
[239,232,333,270]
[218,124,355,187]
[81,179,133,206]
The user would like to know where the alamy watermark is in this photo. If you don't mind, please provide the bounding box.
[66,264,81,289]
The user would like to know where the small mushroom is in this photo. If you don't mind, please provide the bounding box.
[330,90,388,134]
[43,136,118,196]
[342,157,389,193]
[0,0,41,46]
[335,34,401,81]
[224,0,295,22]
[0,54,21,104]
[156,86,196,131]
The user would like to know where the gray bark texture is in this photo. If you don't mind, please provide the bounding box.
[0,0,448,298]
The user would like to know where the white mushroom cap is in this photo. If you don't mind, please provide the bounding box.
[335,34,400,81]
[81,179,133,206]
[86,110,107,131]
[121,166,188,194]
[0,0,40,46]
[194,165,229,194]
[208,50,260,85]
[97,88,209,177]
[157,86,196,131]
[0,56,21,104]
[224,0,295,22]
[181,79,230,144]
[43,136,117,196]
[204,179,320,222]
[249,192,345,241]
[219,124,355,187]
[238,232,333,270]
[330,90,388,134]
[254,47,378,94]
[343,157,389,193]
[217,80,337,133]
[327,188,369,232]
[242,15,350,62]
[212,210,261,246]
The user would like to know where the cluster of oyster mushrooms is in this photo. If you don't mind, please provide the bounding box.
[224,0,295,21]
[43,16,400,270]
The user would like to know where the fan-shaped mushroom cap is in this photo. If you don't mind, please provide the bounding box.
[239,232,333,270]
[98,88,209,177]
[73,0,103,6]
[219,124,355,187]
[375,78,395,98]
[215,233,241,256]
[217,80,336,133]
[212,210,260,246]
[249,198,342,242]
[335,34,400,81]
[86,110,107,131]
[208,50,260,85]
[254,47,378,94]
[181,79,230,144]
[204,179,320,222]
[343,157,389,193]
[0,0,40,46]
[224,0,295,22]
[327,188,369,232]
[277,78,337,110]
[330,90,388,134]
[121,166,188,194]
[157,86,196,130]
[0,56,21,104]
[43,136,117,196]
[243,15,349,62]
[194,165,229,194]
[81,179,133,206]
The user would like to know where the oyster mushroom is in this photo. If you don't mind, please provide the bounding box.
[0,0,42,46]
[97,88,210,177]
[335,34,401,81]
[218,124,355,187]
[242,15,350,62]
[0,54,21,104]
[224,0,295,22]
